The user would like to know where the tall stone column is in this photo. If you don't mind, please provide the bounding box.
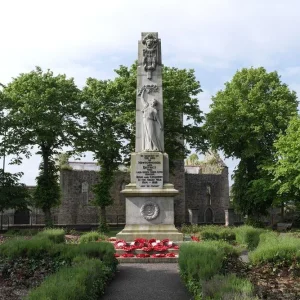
[116,32,183,241]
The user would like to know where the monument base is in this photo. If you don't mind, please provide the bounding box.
[116,224,183,241]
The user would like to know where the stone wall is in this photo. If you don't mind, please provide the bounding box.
[185,166,229,223]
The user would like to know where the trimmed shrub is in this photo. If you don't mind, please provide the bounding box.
[179,241,238,299]
[179,240,237,281]
[36,229,65,244]
[234,226,264,250]
[0,237,55,259]
[201,228,236,242]
[202,274,257,300]
[66,242,117,271]
[27,258,114,300]
[249,234,300,265]
[79,231,106,244]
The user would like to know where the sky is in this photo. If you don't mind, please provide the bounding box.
[0,0,300,186]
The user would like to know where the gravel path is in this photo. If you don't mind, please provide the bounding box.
[102,263,192,300]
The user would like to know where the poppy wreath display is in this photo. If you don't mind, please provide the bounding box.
[191,235,200,242]
[153,244,168,252]
[136,253,150,258]
[165,253,176,258]
[114,253,120,257]
[151,253,166,258]
[121,253,135,258]
[114,239,127,249]
[141,246,153,252]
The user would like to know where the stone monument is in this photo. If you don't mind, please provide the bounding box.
[116,32,183,241]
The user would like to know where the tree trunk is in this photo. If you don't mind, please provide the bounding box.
[99,206,109,233]
[44,208,53,227]
[42,146,52,227]
[281,201,285,222]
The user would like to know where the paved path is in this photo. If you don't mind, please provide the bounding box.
[102,263,192,300]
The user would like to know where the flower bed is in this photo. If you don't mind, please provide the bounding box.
[113,238,180,258]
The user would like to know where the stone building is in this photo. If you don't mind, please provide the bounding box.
[0,153,230,228]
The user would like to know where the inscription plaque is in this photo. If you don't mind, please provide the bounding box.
[136,152,163,189]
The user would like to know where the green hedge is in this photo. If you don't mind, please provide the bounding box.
[200,227,236,242]
[36,229,65,243]
[27,258,114,300]
[249,233,300,264]
[79,231,106,243]
[233,226,265,250]
[179,240,239,298]
[202,274,257,300]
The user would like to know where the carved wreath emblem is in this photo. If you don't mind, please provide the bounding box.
[140,201,160,220]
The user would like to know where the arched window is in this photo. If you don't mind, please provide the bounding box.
[206,184,212,206]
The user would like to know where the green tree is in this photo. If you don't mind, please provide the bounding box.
[108,62,206,164]
[2,67,82,225]
[205,67,298,217]
[0,171,30,213]
[270,116,300,200]
[79,78,123,232]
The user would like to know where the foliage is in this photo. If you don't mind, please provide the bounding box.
[2,67,82,225]
[56,152,72,170]
[0,237,55,259]
[79,79,123,230]
[79,231,106,244]
[249,233,300,265]
[202,274,256,300]
[36,228,65,244]
[268,116,300,201]
[200,227,236,242]
[233,226,265,250]
[27,258,114,300]
[205,67,298,217]
[34,159,61,226]
[179,240,238,299]
[5,228,39,236]
[0,171,30,212]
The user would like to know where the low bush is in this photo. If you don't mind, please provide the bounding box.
[201,227,236,242]
[0,237,56,259]
[36,228,65,244]
[27,258,114,300]
[249,234,300,265]
[79,231,106,244]
[234,226,264,250]
[202,274,257,300]
[66,241,117,271]
[179,240,238,299]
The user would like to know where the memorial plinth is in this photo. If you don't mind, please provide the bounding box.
[116,32,183,241]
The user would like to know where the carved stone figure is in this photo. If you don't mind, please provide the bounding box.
[140,88,163,151]
[142,33,158,79]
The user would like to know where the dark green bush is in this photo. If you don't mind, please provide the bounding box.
[0,237,55,259]
[201,228,236,242]
[249,233,300,264]
[179,241,238,299]
[27,258,114,300]
[234,226,264,250]
[202,274,257,300]
[79,231,106,243]
[36,228,65,243]
[5,229,39,236]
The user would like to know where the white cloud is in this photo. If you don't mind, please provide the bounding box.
[1,0,300,184]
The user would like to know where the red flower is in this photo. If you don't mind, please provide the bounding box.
[141,246,153,252]
[136,253,150,258]
[191,236,200,242]
[165,253,176,258]
[153,245,168,252]
[114,240,127,249]
[121,253,135,258]
[151,253,166,258]
[114,253,120,257]
[171,245,180,249]
[109,237,116,242]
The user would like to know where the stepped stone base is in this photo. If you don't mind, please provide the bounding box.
[116,224,183,241]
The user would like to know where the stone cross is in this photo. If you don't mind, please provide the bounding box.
[135,32,164,153]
